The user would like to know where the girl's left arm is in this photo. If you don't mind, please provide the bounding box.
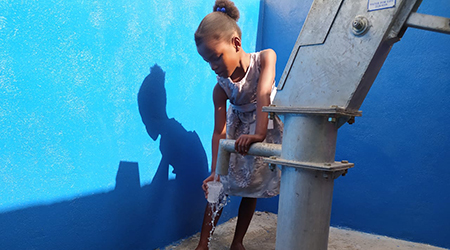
[235,49,277,155]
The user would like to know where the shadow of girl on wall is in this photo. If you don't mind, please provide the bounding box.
[0,65,209,250]
[137,64,209,246]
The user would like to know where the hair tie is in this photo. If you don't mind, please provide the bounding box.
[216,7,226,13]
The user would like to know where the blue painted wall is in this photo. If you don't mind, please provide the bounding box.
[2,0,449,248]
[260,0,450,248]
[0,0,261,249]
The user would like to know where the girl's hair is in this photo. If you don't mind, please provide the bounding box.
[195,0,241,46]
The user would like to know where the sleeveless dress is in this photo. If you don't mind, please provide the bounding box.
[217,52,283,198]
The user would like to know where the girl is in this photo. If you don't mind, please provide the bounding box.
[194,1,282,249]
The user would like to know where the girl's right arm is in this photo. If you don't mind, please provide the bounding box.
[202,83,228,192]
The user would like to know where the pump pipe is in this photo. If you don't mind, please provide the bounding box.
[215,139,282,176]
[406,12,450,35]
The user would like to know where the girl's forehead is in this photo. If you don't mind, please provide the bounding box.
[203,39,226,49]
[197,39,226,55]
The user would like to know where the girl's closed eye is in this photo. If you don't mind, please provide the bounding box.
[202,54,221,64]
[210,54,223,62]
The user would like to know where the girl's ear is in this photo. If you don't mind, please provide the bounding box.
[232,36,242,52]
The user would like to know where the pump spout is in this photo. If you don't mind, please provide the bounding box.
[215,139,282,176]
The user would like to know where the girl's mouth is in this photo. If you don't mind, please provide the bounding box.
[217,71,227,77]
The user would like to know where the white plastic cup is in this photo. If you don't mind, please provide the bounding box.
[207,181,223,203]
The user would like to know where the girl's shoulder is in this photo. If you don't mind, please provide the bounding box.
[258,48,276,56]
[256,49,277,68]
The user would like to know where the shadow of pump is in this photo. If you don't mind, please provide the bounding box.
[0,65,209,250]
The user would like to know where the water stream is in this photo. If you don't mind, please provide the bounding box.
[207,174,228,248]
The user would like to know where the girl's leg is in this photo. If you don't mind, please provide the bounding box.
[195,203,223,250]
[230,197,257,250]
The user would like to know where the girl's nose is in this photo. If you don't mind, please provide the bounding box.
[209,62,218,70]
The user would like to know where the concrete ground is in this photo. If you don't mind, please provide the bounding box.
[162,212,447,250]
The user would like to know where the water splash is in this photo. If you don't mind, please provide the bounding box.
[207,188,228,248]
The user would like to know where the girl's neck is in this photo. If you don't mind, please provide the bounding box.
[230,51,250,82]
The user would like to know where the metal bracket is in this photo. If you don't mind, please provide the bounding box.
[264,157,354,172]
[262,105,362,117]
[322,169,348,180]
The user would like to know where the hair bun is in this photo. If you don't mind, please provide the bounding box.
[213,0,240,22]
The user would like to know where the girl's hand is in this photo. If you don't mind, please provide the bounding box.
[235,134,265,155]
[202,173,220,199]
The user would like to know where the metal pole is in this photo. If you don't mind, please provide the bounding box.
[277,166,335,250]
[275,114,338,250]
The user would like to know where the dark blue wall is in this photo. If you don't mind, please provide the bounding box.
[260,0,450,248]
[0,0,260,249]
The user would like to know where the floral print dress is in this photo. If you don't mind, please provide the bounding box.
[217,52,283,198]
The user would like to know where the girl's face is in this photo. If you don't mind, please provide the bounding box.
[197,38,239,79]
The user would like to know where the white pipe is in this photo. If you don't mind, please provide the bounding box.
[215,139,282,176]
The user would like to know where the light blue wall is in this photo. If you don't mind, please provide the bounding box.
[260,0,450,249]
[0,0,261,249]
